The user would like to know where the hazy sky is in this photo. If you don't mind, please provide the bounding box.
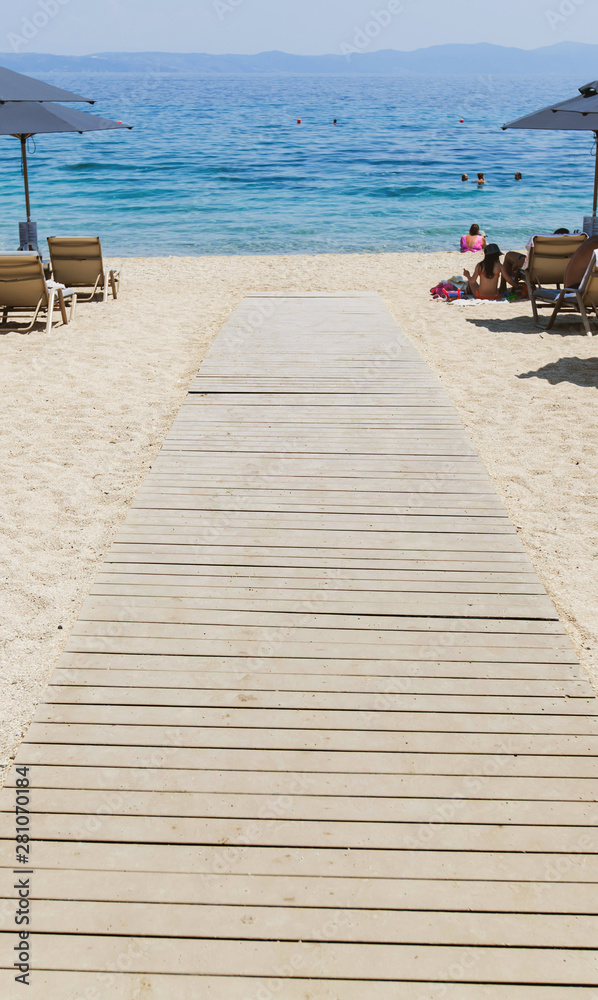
[4,0,597,56]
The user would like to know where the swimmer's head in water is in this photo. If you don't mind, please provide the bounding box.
[462,174,468,181]
[515,172,523,180]
[477,173,485,181]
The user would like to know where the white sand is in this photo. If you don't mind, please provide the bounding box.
[1,251,597,779]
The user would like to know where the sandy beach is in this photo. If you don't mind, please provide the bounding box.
[1,250,597,780]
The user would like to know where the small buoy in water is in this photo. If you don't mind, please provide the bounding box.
[297,119,301,124]
[459,119,465,123]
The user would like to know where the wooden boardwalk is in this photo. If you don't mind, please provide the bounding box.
[2,292,598,998]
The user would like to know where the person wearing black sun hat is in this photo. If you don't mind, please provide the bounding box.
[463,243,519,300]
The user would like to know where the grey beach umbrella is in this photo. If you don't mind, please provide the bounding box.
[503,81,598,217]
[0,64,93,103]
[0,101,131,223]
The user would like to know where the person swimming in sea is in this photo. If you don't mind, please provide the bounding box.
[463,243,518,300]
[460,224,487,253]
[477,172,486,186]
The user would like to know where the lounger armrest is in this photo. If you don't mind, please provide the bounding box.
[533,288,564,302]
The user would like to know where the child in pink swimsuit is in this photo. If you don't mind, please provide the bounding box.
[460,224,486,253]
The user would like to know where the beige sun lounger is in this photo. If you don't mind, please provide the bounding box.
[522,233,587,324]
[542,249,598,337]
[0,253,76,334]
[47,236,119,302]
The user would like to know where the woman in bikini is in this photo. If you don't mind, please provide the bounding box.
[463,244,517,300]
[460,223,487,253]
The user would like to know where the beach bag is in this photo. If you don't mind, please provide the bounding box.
[431,281,462,301]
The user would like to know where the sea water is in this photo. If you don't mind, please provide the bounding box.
[0,72,594,256]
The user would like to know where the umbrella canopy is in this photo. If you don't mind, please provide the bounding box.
[0,64,92,103]
[0,101,132,221]
[0,101,131,137]
[556,80,598,115]
[503,81,598,216]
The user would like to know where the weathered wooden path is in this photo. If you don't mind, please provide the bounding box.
[2,292,598,998]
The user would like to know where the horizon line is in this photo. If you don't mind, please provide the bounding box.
[2,40,597,58]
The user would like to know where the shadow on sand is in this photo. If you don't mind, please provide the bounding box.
[465,315,593,338]
[518,357,598,388]
[465,315,536,335]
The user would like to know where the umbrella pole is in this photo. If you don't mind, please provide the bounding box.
[20,135,32,222]
[594,132,598,217]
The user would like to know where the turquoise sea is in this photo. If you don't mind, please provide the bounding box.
[0,73,594,256]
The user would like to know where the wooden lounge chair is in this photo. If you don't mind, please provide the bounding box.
[544,250,598,337]
[521,233,587,325]
[47,236,119,303]
[0,253,76,334]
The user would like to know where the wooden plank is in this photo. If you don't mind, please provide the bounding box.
[1,900,597,947]
[56,652,586,678]
[46,677,593,700]
[125,511,514,532]
[132,502,508,518]
[142,475,497,490]
[184,393,472,404]
[62,637,581,662]
[104,552,538,571]
[23,724,598,753]
[79,593,558,620]
[134,484,502,498]
[7,868,598,913]
[164,428,473,436]
[31,706,598,737]
[2,936,597,983]
[49,671,593,696]
[15,744,598,777]
[3,840,597,881]
[92,580,549,597]
[35,691,597,719]
[64,620,572,646]
[5,788,597,827]
[151,457,487,473]
[95,565,542,583]
[133,502,509,516]
[8,766,598,800]
[8,974,598,1000]
[71,614,567,637]
[0,812,596,852]
[112,530,526,554]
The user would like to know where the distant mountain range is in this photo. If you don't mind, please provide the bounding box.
[1,43,597,77]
